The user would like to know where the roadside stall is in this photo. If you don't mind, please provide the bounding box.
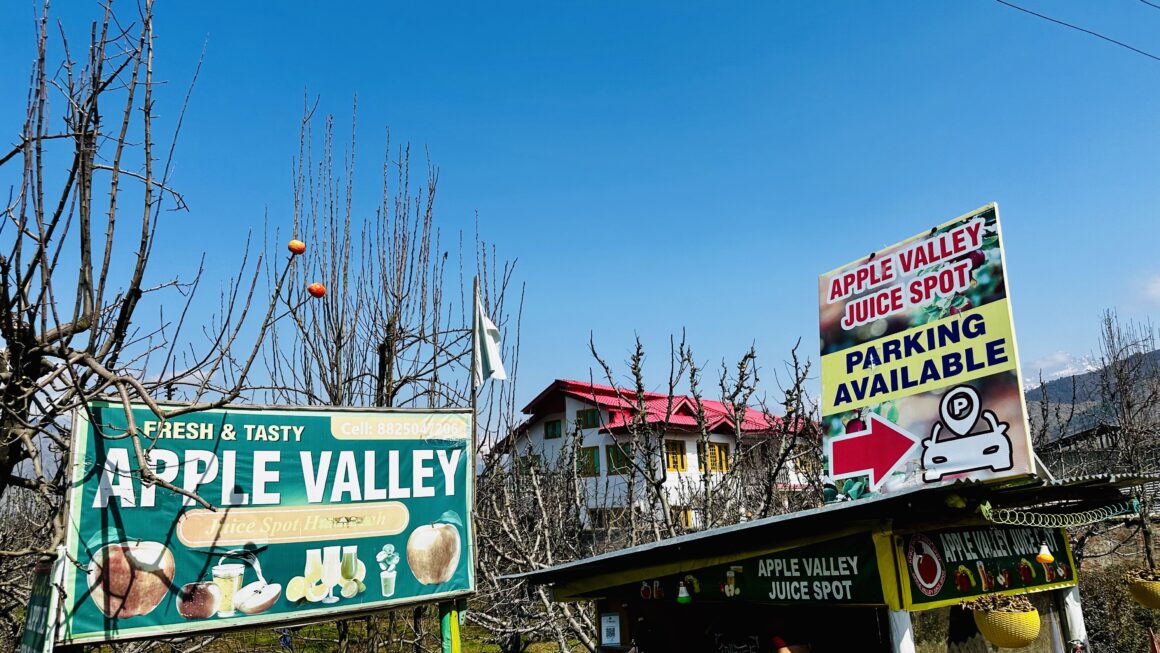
[513,474,1148,652]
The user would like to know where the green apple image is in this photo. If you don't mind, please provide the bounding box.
[406,511,462,585]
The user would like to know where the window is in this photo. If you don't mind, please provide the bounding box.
[577,446,600,477]
[606,443,634,475]
[544,419,562,440]
[698,442,731,473]
[575,408,602,429]
[671,506,695,529]
[664,440,688,472]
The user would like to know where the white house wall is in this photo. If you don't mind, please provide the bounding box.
[513,396,801,516]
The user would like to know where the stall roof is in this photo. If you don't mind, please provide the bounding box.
[507,474,1155,598]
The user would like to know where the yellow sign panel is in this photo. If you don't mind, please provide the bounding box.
[821,300,1017,415]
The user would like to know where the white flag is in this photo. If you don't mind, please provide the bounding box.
[473,295,507,385]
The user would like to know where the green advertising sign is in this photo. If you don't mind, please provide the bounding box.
[623,533,884,606]
[17,557,61,653]
[896,525,1075,610]
[62,402,473,644]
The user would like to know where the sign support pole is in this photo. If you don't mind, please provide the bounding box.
[1062,586,1088,650]
[439,601,462,653]
[887,609,917,653]
[435,277,479,653]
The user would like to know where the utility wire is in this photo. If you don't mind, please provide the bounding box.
[1140,0,1160,12]
[994,0,1160,63]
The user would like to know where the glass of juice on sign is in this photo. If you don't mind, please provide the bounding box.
[212,563,245,617]
[341,546,359,581]
[321,546,341,603]
[377,543,400,598]
[976,561,992,591]
[305,549,323,584]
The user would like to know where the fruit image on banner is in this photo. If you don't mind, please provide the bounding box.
[61,403,473,645]
[407,511,463,585]
[895,525,1076,610]
[87,541,174,619]
[818,204,1034,498]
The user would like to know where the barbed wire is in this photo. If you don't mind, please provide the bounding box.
[981,499,1139,529]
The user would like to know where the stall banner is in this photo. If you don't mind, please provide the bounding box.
[62,402,473,644]
[819,203,1034,497]
[624,533,884,606]
[17,556,62,653]
[895,525,1075,610]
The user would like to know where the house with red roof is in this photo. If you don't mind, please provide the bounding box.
[503,379,814,529]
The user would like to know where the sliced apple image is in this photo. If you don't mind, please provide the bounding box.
[234,581,282,614]
[87,540,175,619]
[406,510,463,585]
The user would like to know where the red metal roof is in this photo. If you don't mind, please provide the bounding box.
[520,379,786,435]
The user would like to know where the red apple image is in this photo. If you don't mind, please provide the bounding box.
[87,540,175,618]
[176,582,220,619]
[1018,560,1035,584]
[954,569,971,592]
[915,553,937,585]
[406,522,461,585]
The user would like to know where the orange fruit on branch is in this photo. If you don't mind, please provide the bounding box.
[307,282,326,298]
[288,239,307,255]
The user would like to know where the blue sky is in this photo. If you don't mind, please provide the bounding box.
[3,1,1159,406]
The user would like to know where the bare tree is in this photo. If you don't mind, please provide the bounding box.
[254,102,522,652]
[262,102,522,411]
[470,335,822,652]
[1033,311,1160,568]
[1092,311,1160,567]
[0,2,295,649]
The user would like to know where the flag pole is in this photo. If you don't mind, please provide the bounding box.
[440,277,479,653]
[471,275,479,456]
[467,276,481,644]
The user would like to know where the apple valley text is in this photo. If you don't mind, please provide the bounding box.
[93,448,464,508]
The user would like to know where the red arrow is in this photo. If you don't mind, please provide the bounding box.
[828,412,922,491]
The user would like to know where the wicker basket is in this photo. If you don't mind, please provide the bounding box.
[973,608,1040,648]
[1129,580,1160,609]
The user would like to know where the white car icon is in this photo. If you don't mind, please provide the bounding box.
[921,411,1013,482]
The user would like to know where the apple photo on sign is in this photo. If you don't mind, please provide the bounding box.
[406,510,463,585]
[87,540,175,619]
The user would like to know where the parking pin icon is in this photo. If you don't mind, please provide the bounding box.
[940,386,981,437]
